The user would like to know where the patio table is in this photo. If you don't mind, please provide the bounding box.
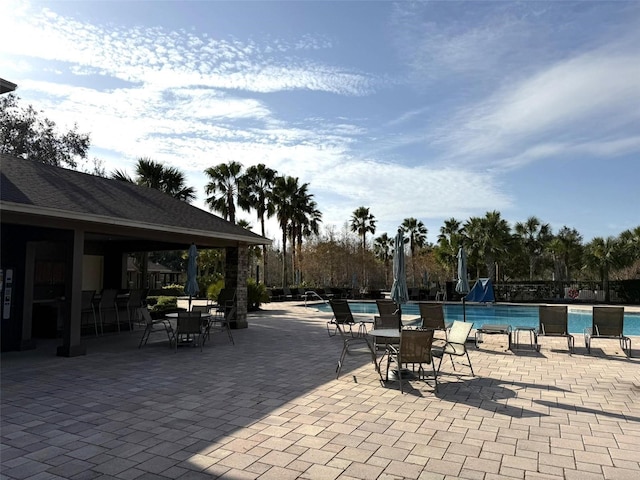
[475,324,512,350]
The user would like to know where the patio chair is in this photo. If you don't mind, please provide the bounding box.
[418,303,449,332]
[585,306,630,357]
[81,290,99,336]
[373,314,400,353]
[202,302,235,346]
[98,288,120,333]
[384,329,437,393]
[328,299,360,337]
[335,308,378,379]
[538,305,574,353]
[175,311,204,352]
[126,288,146,329]
[375,299,398,316]
[138,307,175,348]
[431,320,475,376]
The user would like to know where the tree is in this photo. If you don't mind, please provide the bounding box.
[514,216,552,280]
[272,175,300,286]
[204,161,243,223]
[463,211,511,280]
[290,187,322,285]
[112,157,196,288]
[238,164,277,284]
[583,236,626,302]
[114,157,196,202]
[350,206,377,287]
[434,218,463,280]
[401,217,428,285]
[550,227,584,282]
[1,93,90,168]
[373,233,394,287]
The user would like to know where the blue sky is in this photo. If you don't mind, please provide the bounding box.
[2,1,639,245]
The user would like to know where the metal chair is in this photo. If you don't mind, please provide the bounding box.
[538,305,574,353]
[126,288,146,330]
[336,318,380,379]
[198,303,234,345]
[431,320,475,376]
[81,290,99,336]
[384,329,437,393]
[373,314,400,353]
[175,311,204,352]
[375,299,397,316]
[138,307,175,348]
[98,288,120,333]
[585,306,630,357]
[329,299,366,338]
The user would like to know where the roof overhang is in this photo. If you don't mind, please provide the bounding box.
[0,78,17,94]
[1,201,270,250]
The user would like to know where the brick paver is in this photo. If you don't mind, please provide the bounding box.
[1,302,639,479]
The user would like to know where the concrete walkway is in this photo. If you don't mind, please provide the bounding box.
[1,303,639,480]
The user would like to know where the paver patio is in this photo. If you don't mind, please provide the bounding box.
[1,302,639,479]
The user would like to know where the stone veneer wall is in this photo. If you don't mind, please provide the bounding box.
[224,245,248,328]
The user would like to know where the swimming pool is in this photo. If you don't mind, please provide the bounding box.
[311,302,640,335]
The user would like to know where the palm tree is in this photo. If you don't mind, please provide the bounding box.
[238,164,277,284]
[552,227,584,282]
[373,233,394,287]
[291,190,322,285]
[112,157,196,202]
[204,161,243,223]
[514,216,552,280]
[435,218,462,279]
[350,206,376,287]
[272,175,299,286]
[111,158,197,289]
[463,211,511,280]
[401,217,428,285]
[583,236,625,302]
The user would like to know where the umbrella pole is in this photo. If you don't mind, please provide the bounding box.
[188,295,192,312]
[462,297,466,322]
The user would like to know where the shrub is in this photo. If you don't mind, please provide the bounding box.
[161,284,183,296]
[247,279,269,311]
[147,296,178,313]
[207,279,225,301]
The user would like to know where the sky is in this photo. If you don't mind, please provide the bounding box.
[2,0,639,246]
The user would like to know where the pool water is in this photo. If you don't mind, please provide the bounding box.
[312,302,640,335]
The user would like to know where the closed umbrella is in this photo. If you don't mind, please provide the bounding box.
[185,243,199,311]
[390,230,409,330]
[455,246,470,322]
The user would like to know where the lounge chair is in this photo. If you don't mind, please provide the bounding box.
[585,306,631,357]
[538,305,574,353]
[431,320,475,376]
[384,329,437,393]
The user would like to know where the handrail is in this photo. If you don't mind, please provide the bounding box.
[304,290,328,307]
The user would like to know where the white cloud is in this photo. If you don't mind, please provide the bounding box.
[429,48,640,168]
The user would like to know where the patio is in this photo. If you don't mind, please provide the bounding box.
[1,302,639,480]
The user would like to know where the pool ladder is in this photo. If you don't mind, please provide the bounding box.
[304,290,328,308]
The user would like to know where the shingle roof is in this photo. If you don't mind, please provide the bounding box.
[0,154,268,246]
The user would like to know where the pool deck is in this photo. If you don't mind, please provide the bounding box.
[1,302,639,480]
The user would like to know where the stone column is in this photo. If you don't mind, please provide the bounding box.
[225,244,248,329]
